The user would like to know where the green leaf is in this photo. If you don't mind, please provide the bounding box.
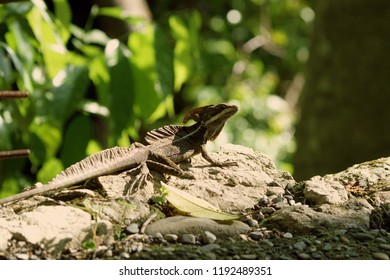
[128,24,161,119]
[162,182,240,221]
[60,114,91,168]
[105,39,134,144]
[169,11,201,91]
[48,65,89,124]
[37,157,63,184]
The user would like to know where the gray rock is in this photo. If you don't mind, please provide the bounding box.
[145,216,250,238]
[378,244,390,251]
[202,231,217,244]
[283,232,293,239]
[249,231,265,241]
[293,241,307,251]
[297,253,311,260]
[179,234,196,244]
[125,223,139,234]
[352,233,375,242]
[164,234,178,242]
[372,252,389,260]
[303,176,348,205]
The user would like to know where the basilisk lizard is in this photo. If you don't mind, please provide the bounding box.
[0,104,238,206]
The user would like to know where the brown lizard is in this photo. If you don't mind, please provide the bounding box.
[0,104,238,206]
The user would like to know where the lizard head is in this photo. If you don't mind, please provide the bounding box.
[183,104,238,141]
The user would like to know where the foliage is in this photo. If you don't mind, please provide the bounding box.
[0,0,311,195]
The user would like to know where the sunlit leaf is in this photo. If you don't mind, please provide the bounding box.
[37,157,63,184]
[162,182,240,221]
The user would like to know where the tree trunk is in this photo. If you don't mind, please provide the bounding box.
[293,0,390,180]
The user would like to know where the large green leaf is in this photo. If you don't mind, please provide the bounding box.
[60,114,91,168]
[169,11,201,92]
[47,65,90,125]
[105,39,134,144]
[128,24,160,119]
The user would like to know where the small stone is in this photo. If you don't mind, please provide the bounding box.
[105,249,113,258]
[261,207,276,214]
[202,231,217,244]
[164,234,178,242]
[376,237,388,243]
[353,233,375,242]
[200,244,221,252]
[258,196,270,206]
[259,240,274,247]
[311,252,323,259]
[378,244,390,251]
[293,241,307,251]
[152,232,164,241]
[283,232,293,239]
[249,231,264,241]
[179,234,196,244]
[240,254,257,260]
[247,218,259,227]
[125,223,139,234]
[323,243,333,251]
[297,253,311,260]
[15,253,29,260]
[340,236,350,244]
[120,252,130,259]
[284,195,294,201]
[372,252,389,260]
[288,199,296,206]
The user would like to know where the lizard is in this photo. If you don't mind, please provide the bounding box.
[0,104,238,206]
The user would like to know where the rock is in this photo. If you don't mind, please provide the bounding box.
[179,234,196,244]
[249,231,265,241]
[303,176,349,205]
[164,234,178,242]
[145,216,250,238]
[283,232,293,239]
[372,252,389,260]
[352,233,375,242]
[0,228,12,251]
[200,243,221,252]
[265,200,372,234]
[0,205,93,253]
[125,223,139,234]
[297,253,311,260]
[202,231,217,244]
[293,241,307,251]
[378,244,390,251]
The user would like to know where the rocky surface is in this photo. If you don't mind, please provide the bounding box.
[0,144,389,259]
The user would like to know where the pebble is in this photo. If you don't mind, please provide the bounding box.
[293,241,307,251]
[261,207,276,214]
[200,244,221,252]
[258,196,270,206]
[283,232,293,239]
[104,249,113,258]
[154,232,164,240]
[15,253,29,260]
[372,252,389,260]
[202,231,217,244]
[339,236,350,244]
[249,231,265,241]
[179,234,196,244]
[125,223,139,234]
[311,252,323,259]
[247,218,259,227]
[323,243,333,251]
[120,252,130,259]
[352,233,375,242]
[378,244,390,251]
[297,253,311,260]
[240,254,257,260]
[164,234,178,242]
[259,240,274,247]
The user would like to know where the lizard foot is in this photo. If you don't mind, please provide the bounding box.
[122,163,151,196]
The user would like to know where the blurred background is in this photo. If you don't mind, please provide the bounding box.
[1,0,389,196]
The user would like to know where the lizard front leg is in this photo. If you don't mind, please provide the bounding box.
[201,145,237,167]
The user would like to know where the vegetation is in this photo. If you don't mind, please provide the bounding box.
[0,0,311,196]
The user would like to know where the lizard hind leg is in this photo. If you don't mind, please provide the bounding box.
[122,162,152,196]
